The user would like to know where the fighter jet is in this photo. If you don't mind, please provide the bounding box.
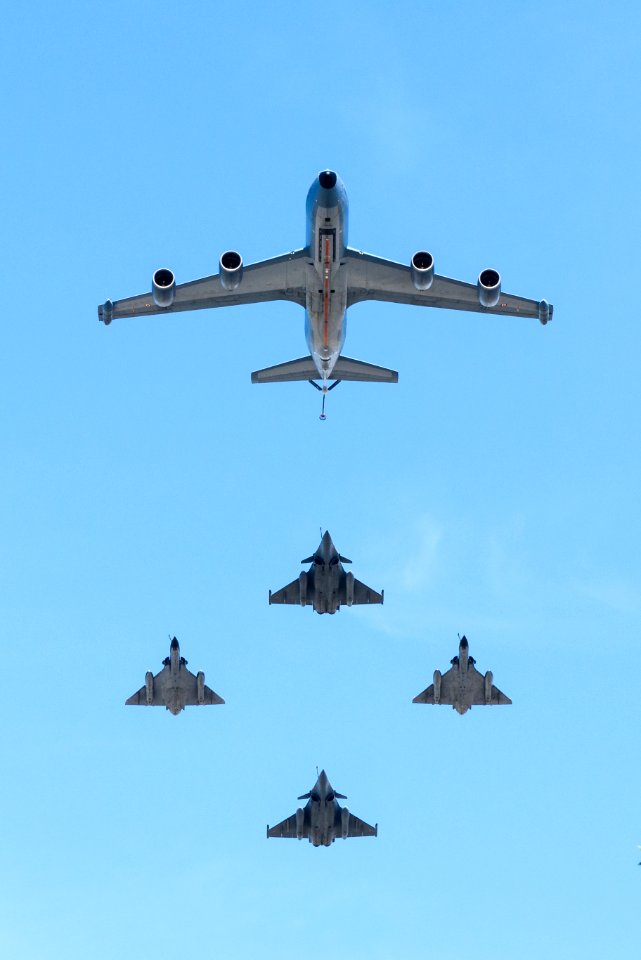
[413,635,511,715]
[126,637,224,715]
[98,170,553,419]
[269,530,383,614]
[267,769,378,846]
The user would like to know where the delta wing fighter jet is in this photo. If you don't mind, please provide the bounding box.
[267,770,378,847]
[413,636,511,715]
[98,170,553,418]
[126,637,224,715]
[269,531,383,614]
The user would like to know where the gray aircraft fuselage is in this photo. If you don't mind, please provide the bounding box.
[304,171,349,379]
[308,530,347,615]
[303,770,345,847]
[160,639,190,715]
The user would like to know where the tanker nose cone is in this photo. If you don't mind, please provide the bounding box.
[319,170,337,190]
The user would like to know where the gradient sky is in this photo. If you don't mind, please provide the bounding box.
[2,2,640,958]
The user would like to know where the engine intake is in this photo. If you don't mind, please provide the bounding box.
[411,251,434,290]
[220,250,243,290]
[477,268,501,308]
[152,268,176,308]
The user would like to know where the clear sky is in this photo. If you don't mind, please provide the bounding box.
[2,1,640,957]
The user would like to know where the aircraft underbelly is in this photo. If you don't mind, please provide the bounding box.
[305,293,347,378]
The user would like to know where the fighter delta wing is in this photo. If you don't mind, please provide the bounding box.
[126,637,225,716]
[99,170,551,419]
[269,531,383,615]
[267,770,377,847]
[413,635,511,715]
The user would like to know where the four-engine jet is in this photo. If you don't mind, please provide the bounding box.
[267,769,378,846]
[126,637,225,715]
[413,636,511,715]
[269,530,383,614]
[98,170,553,417]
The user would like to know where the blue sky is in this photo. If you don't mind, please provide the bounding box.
[2,1,640,957]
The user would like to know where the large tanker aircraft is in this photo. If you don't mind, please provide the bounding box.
[98,170,553,418]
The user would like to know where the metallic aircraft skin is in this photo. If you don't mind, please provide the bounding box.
[413,636,511,715]
[267,769,378,847]
[97,170,553,390]
[268,530,383,614]
[126,637,225,715]
[304,171,349,378]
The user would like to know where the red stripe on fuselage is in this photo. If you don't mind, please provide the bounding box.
[323,237,330,350]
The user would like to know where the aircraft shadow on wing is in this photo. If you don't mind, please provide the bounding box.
[267,770,377,847]
[413,635,511,715]
[126,637,225,716]
[268,531,383,615]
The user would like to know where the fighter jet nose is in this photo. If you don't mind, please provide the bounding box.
[170,637,179,650]
[460,636,468,648]
[319,170,337,190]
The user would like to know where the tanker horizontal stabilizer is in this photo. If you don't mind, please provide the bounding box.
[251,356,318,383]
[329,356,398,383]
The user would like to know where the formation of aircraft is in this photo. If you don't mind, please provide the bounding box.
[267,769,377,846]
[412,636,511,715]
[126,637,224,715]
[107,169,554,848]
[269,530,383,614]
[98,169,552,418]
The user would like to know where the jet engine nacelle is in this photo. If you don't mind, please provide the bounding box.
[152,268,176,307]
[484,670,493,704]
[220,250,243,290]
[341,806,350,839]
[299,571,308,606]
[295,807,305,840]
[197,671,205,704]
[477,268,501,308]
[411,251,434,290]
[433,669,442,704]
[345,571,354,607]
[144,671,154,705]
